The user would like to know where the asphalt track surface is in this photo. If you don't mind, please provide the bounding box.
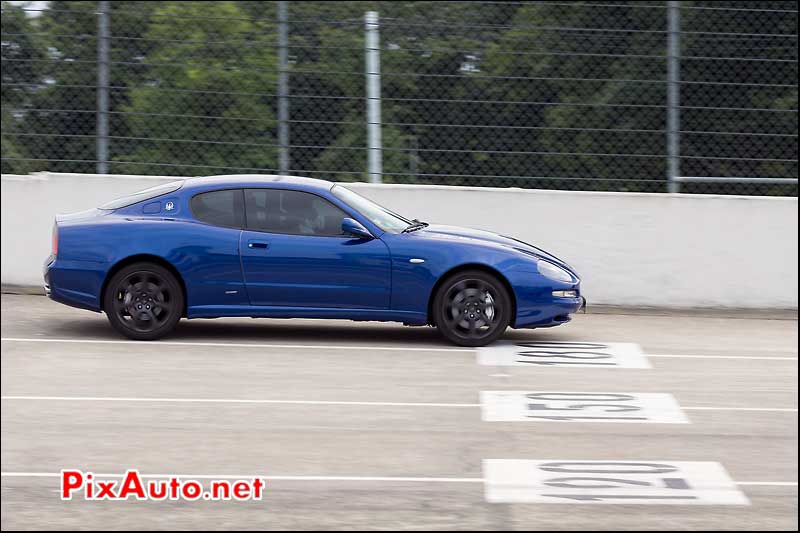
[1,294,797,530]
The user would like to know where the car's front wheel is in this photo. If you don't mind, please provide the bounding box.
[103,262,183,340]
[432,270,511,347]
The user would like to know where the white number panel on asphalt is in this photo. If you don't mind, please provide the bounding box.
[483,460,749,505]
[480,391,689,423]
[477,341,651,368]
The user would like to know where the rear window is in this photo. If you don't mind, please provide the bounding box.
[190,189,244,229]
[99,181,184,210]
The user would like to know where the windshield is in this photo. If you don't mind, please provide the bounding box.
[98,180,184,210]
[331,185,412,233]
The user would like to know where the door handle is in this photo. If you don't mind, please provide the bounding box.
[247,241,269,249]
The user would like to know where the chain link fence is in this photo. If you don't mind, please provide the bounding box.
[2,1,797,195]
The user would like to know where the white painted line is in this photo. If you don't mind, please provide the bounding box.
[0,472,482,483]
[0,337,471,353]
[649,353,797,361]
[2,337,796,361]
[1,472,794,487]
[481,392,690,423]
[2,473,59,478]
[0,396,479,408]
[483,460,751,505]
[2,396,795,413]
[683,406,798,412]
[735,481,799,486]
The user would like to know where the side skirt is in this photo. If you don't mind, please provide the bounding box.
[187,305,428,325]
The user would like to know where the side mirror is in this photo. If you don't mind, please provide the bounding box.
[341,217,373,240]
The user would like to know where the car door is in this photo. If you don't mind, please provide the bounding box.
[239,188,391,309]
[186,188,250,308]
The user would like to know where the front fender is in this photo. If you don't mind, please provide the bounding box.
[381,233,553,325]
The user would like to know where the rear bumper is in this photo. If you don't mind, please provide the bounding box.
[43,256,104,312]
[42,255,54,296]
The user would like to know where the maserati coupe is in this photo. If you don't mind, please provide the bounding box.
[44,175,584,346]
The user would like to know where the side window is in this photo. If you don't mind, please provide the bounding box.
[190,189,244,228]
[244,189,348,237]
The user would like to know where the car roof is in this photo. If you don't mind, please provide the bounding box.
[180,174,335,193]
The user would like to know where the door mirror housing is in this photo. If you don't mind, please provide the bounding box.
[341,217,373,240]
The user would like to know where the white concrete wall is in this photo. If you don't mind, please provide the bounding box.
[2,172,797,309]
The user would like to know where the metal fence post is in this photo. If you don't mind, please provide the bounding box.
[666,1,681,193]
[365,11,382,184]
[96,1,110,174]
[277,1,290,175]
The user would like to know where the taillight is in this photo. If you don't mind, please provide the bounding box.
[52,223,58,256]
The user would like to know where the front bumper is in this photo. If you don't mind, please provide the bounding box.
[513,291,585,329]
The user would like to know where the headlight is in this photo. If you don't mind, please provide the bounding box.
[537,260,573,283]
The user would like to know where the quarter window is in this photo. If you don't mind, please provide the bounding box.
[244,189,348,236]
[190,189,244,228]
[99,180,183,210]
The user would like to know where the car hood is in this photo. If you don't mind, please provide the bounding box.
[410,224,576,274]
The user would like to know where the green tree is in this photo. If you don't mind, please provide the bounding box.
[10,1,159,173]
[286,1,504,182]
[1,1,46,173]
[116,1,278,175]
[481,3,668,191]
[2,1,795,194]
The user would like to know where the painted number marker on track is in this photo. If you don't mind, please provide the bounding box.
[478,341,651,368]
[483,460,749,505]
[480,392,689,423]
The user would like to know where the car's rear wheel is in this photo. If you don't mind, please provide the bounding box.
[432,270,511,347]
[103,262,183,341]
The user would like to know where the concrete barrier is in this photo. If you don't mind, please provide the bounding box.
[2,172,797,309]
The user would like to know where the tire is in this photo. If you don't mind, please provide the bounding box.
[103,262,184,341]
[432,270,511,347]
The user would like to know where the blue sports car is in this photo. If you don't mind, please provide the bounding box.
[44,175,584,346]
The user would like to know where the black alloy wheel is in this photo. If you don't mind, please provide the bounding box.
[103,262,183,340]
[433,270,511,347]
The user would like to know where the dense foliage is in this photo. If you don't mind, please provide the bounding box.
[1,1,797,194]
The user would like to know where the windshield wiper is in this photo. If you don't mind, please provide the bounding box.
[402,219,429,233]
